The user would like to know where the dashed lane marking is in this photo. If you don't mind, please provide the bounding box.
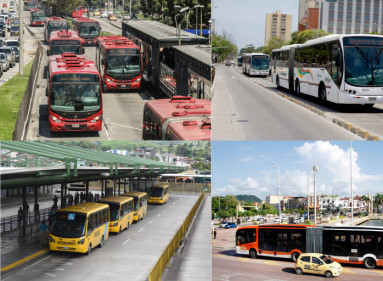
[122,238,131,246]
[138,228,144,233]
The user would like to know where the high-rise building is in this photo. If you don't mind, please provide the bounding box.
[319,0,383,34]
[264,10,292,45]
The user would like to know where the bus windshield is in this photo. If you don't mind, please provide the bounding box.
[150,188,164,197]
[51,212,86,238]
[48,22,68,34]
[32,15,45,21]
[50,74,101,112]
[106,55,141,79]
[79,24,99,38]
[108,203,120,221]
[50,45,81,55]
[252,56,269,70]
[344,37,383,86]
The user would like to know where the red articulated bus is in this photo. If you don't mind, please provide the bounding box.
[46,53,103,132]
[72,6,83,18]
[44,17,68,43]
[95,35,142,92]
[72,18,100,45]
[23,1,36,11]
[236,224,383,269]
[30,9,45,26]
[49,30,83,56]
[142,96,211,140]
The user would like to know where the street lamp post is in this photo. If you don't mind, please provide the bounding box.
[307,168,310,223]
[175,7,190,46]
[313,164,319,225]
[350,141,353,225]
[194,4,204,36]
[270,162,281,223]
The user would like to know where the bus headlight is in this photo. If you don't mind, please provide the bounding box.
[134,212,138,216]
[106,78,114,83]
[78,237,85,244]
[113,222,118,227]
[136,78,141,82]
[50,115,61,123]
[49,236,55,242]
[91,115,102,123]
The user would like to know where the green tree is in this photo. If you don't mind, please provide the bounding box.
[263,36,286,56]
[212,31,238,63]
[47,0,84,17]
[289,29,330,44]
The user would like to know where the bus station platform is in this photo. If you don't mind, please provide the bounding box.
[162,196,212,280]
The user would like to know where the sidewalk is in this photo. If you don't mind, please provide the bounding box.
[162,196,212,280]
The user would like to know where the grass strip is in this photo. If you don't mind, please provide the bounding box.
[0,60,34,140]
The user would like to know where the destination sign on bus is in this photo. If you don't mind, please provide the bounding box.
[344,37,383,47]
[51,40,81,45]
[106,48,140,55]
[52,73,99,83]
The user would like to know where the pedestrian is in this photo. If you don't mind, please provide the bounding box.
[26,203,30,213]
[53,195,58,209]
[18,207,23,224]
[34,202,40,221]
[39,220,48,246]
[214,229,217,239]
[74,192,79,205]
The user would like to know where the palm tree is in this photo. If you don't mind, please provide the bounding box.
[374,193,383,214]
[361,195,371,214]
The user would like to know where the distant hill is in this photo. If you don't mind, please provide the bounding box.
[236,195,262,203]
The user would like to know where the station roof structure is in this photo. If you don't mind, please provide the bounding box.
[1,141,185,188]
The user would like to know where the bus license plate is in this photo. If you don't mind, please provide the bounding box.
[72,124,80,128]
[369,97,376,101]
[63,247,69,250]
[120,85,127,88]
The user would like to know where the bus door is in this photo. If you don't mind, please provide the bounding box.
[276,230,288,253]
[259,229,275,252]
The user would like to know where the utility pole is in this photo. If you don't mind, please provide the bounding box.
[307,168,310,223]
[313,164,318,225]
[130,0,132,19]
[350,141,353,225]
[19,0,24,75]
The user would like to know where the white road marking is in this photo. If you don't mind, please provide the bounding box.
[148,220,153,224]
[103,124,111,140]
[122,238,131,245]
[44,273,56,277]
[157,214,161,217]
[232,76,236,79]
[163,209,167,212]
[54,268,64,271]
[20,255,51,272]
[138,228,144,233]
[104,121,142,131]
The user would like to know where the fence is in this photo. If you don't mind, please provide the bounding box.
[12,41,43,140]
[1,207,52,233]
[148,191,205,281]
[158,62,176,97]
[168,183,211,194]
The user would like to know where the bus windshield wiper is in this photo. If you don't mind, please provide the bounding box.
[355,45,369,64]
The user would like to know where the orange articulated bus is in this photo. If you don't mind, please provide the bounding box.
[236,224,383,269]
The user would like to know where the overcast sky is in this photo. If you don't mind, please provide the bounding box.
[212,141,383,200]
[213,0,299,49]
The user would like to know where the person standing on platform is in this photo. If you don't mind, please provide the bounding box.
[39,220,48,246]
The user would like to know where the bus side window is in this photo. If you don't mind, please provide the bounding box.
[96,211,101,227]
[87,214,93,236]
[100,209,105,224]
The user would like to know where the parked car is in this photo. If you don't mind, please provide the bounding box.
[94,10,100,16]
[295,253,342,278]
[115,12,121,19]
[101,11,108,18]
[0,47,15,67]
[225,61,231,66]
[122,14,130,21]
[0,52,10,71]
[225,222,236,229]
[108,14,117,21]
[219,223,227,228]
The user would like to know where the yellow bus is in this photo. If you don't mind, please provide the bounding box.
[98,196,134,234]
[148,183,169,204]
[49,203,109,255]
[122,191,147,221]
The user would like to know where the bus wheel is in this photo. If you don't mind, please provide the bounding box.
[295,80,301,96]
[276,76,280,89]
[363,257,376,269]
[319,84,327,103]
[325,270,333,278]
[295,267,303,275]
[249,249,257,259]
[87,244,92,255]
[99,236,104,248]
[291,252,300,262]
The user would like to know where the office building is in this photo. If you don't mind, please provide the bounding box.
[265,10,292,45]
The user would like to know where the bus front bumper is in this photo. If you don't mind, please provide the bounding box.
[49,236,87,253]
[338,92,383,105]
[49,119,102,132]
[148,197,163,204]
[105,79,141,90]
[108,221,120,232]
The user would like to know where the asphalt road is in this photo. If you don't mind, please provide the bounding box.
[212,248,383,281]
[24,15,164,140]
[212,64,364,140]
[1,194,201,281]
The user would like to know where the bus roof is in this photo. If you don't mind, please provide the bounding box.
[322,225,383,232]
[122,191,147,198]
[49,53,98,74]
[45,16,66,23]
[237,224,315,231]
[272,44,301,52]
[57,202,108,214]
[299,33,383,48]
[168,119,211,141]
[145,96,211,125]
[150,183,170,189]
[73,17,99,24]
[50,30,82,41]
[98,196,133,204]
[242,53,269,57]
[100,40,140,51]
[96,35,130,44]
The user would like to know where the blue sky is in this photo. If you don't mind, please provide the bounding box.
[212,141,383,199]
[213,0,299,49]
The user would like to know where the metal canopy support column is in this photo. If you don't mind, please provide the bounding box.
[22,186,27,236]
[118,178,121,195]
[101,180,104,198]
[113,179,116,196]
[60,183,65,208]
[86,181,89,202]
[34,186,38,221]
[144,176,147,192]
[124,178,127,193]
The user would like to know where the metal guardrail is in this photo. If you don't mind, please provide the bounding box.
[148,191,205,281]
[158,62,176,97]
[1,207,52,233]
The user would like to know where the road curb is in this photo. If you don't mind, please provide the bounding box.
[247,73,381,141]
[1,248,49,273]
